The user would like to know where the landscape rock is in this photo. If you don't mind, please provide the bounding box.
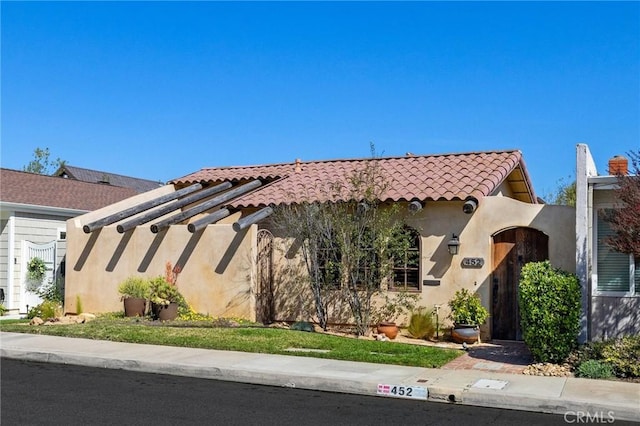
[29,317,44,326]
[522,362,573,377]
[376,333,389,342]
[78,313,96,322]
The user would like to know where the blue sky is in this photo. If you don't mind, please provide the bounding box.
[2,1,639,199]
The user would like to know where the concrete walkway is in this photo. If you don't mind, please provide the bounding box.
[1,331,638,422]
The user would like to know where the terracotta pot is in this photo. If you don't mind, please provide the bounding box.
[377,321,399,339]
[152,302,178,321]
[123,297,146,317]
[451,324,480,344]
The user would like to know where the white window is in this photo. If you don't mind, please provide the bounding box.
[595,210,639,295]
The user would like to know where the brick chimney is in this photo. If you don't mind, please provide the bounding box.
[608,155,628,175]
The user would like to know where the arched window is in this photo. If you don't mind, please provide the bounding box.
[392,226,420,291]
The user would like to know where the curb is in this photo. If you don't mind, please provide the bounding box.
[2,347,638,422]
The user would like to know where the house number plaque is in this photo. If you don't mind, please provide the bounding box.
[462,257,484,268]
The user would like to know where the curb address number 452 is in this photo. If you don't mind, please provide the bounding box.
[377,384,428,400]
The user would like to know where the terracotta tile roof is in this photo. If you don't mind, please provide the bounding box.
[171,150,536,208]
[55,165,164,193]
[1,168,139,211]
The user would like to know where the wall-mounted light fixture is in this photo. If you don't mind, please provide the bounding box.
[463,197,478,214]
[447,234,460,255]
[408,200,423,212]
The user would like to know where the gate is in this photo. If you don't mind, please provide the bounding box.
[256,229,274,324]
[22,240,57,313]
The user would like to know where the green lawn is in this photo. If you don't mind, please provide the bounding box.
[0,317,462,368]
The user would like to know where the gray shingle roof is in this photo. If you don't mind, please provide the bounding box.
[1,168,138,211]
[55,165,163,193]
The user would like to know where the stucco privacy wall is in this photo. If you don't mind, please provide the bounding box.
[65,185,257,319]
[267,196,575,336]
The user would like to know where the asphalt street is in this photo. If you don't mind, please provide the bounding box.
[2,358,616,426]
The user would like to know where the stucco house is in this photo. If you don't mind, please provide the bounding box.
[65,150,575,341]
[0,168,143,315]
[576,144,639,342]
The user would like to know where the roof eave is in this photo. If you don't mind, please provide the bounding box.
[0,201,88,217]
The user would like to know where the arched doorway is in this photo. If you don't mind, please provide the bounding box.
[491,227,548,340]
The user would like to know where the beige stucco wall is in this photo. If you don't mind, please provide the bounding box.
[65,185,257,319]
[65,187,575,339]
[266,196,576,338]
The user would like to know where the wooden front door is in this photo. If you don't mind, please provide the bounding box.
[491,228,548,340]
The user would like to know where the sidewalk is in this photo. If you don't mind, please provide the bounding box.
[1,331,638,422]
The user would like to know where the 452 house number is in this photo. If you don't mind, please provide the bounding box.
[462,257,484,268]
[377,384,428,400]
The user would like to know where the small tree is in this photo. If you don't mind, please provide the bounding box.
[519,261,581,363]
[602,150,640,256]
[273,201,337,330]
[23,147,66,175]
[274,145,415,335]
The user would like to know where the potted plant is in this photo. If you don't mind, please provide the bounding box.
[118,277,150,317]
[447,288,489,344]
[149,276,185,321]
[372,291,419,339]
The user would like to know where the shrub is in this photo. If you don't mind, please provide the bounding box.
[149,276,187,308]
[35,279,63,303]
[27,300,62,320]
[576,360,614,379]
[0,304,7,316]
[600,336,640,378]
[519,261,581,363]
[407,308,435,339]
[118,277,151,300]
[566,340,607,368]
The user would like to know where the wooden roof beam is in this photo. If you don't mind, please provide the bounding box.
[116,181,232,233]
[232,207,274,232]
[82,183,203,233]
[150,180,262,234]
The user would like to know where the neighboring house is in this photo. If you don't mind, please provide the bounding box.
[54,165,164,193]
[65,150,575,341]
[576,144,639,342]
[0,168,139,315]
